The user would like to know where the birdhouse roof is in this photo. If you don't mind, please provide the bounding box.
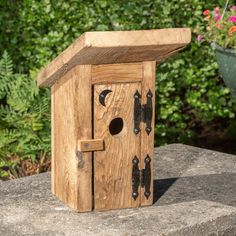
[37,28,191,87]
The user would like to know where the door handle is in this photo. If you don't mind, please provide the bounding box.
[76,139,104,168]
[78,139,104,152]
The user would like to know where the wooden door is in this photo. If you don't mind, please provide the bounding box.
[93,83,141,210]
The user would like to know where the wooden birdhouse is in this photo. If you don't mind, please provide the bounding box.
[37,29,191,212]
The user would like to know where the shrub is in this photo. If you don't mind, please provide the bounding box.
[0,52,50,179]
[0,0,236,178]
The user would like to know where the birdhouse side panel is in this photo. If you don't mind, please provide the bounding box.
[140,61,156,206]
[51,65,93,212]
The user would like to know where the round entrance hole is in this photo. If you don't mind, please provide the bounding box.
[109,117,124,136]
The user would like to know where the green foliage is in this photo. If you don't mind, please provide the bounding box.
[0,0,223,71]
[0,52,50,178]
[0,0,236,178]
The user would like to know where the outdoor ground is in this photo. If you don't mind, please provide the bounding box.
[1,144,236,235]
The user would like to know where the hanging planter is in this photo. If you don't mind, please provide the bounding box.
[212,43,236,97]
[197,2,236,98]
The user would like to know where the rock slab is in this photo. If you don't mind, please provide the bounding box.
[0,144,236,236]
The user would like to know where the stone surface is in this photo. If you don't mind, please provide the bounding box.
[0,144,236,236]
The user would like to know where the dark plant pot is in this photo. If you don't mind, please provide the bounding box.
[212,43,236,98]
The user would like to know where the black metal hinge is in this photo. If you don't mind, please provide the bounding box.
[133,90,153,135]
[132,155,151,200]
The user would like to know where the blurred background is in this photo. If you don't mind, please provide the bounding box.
[0,0,236,180]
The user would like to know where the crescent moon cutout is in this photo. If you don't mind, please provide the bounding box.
[99,89,112,106]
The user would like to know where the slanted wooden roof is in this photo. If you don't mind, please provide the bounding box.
[37,29,191,87]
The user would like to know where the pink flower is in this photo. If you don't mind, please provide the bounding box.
[203,10,210,16]
[214,7,220,13]
[229,16,236,23]
[231,6,236,11]
[197,35,203,42]
[214,7,221,21]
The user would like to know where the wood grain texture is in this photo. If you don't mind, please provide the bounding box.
[51,86,55,195]
[75,65,93,212]
[52,68,78,210]
[52,65,92,212]
[78,139,104,152]
[37,28,191,87]
[93,82,141,211]
[91,63,142,84]
[140,61,156,206]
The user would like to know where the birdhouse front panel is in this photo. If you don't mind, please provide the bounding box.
[93,82,142,210]
[92,62,155,211]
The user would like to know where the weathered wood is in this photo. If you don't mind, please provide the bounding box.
[37,29,192,212]
[51,86,55,195]
[93,82,142,210]
[140,61,156,206]
[52,65,92,212]
[52,68,78,210]
[78,139,104,152]
[91,63,142,84]
[37,29,191,87]
[75,65,93,212]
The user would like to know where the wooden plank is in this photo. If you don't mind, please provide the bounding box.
[52,68,77,210]
[75,65,93,212]
[78,139,104,152]
[52,65,92,212]
[51,86,55,195]
[140,61,156,206]
[91,63,142,84]
[93,82,141,211]
[37,28,191,87]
